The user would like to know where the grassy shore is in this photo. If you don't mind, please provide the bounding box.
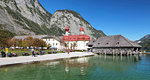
[0,49,64,56]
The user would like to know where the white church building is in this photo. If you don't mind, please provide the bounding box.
[62,26,90,50]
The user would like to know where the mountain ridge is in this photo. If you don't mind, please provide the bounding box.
[136,34,150,51]
[0,0,105,39]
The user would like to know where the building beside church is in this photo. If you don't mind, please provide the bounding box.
[12,27,91,50]
[13,35,63,50]
[62,26,90,50]
[42,36,63,50]
[88,35,142,55]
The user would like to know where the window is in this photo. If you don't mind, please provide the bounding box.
[56,43,57,45]
[98,43,100,45]
[53,43,54,45]
[86,43,88,46]
[106,43,109,45]
[116,42,119,45]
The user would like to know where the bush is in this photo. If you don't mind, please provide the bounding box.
[22,53,30,56]
[48,52,52,54]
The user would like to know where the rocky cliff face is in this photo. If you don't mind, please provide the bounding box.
[136,34,150,51]
[0,0,105,38]
[136,34,150,43]
[50,10,105,39]
[0,0,52,35]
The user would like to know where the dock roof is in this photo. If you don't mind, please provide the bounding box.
[92,35,141,48]
[88,39,96,46]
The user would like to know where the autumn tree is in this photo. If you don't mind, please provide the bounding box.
[73,42,77,50]
[18,39,23,47]
[71,43,73,50]
[0,30,14,47]
[47,44,51,48]
[22,36,33,47]
[32,38,47,47]
[64,42,69,49]
[8,38,20,47]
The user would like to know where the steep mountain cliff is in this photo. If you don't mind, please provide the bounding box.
[136,34,150,51]
[0,0,52,35]
[136,34,150,43]
[50,10,105,39]
[0,0,105,38]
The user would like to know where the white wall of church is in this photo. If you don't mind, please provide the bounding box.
[64,41,89,50]
[76,41,89,50]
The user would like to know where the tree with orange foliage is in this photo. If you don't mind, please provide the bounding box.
[22,36,33,47]
[32,38,47,47]
[8,38,20,47]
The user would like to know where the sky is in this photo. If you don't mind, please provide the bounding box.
[39,0,150,41]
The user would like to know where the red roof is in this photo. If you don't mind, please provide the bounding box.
[65,26,69,31]
[62,35,90,41]
[80,27,84,31]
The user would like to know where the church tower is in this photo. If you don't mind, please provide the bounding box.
[80,27,84,35]
[65,26,69,36]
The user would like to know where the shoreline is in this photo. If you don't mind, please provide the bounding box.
[0,52,94,67]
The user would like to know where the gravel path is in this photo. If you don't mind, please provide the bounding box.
[0,52,94,67]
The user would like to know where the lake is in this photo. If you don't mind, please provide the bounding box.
[0,54,150,80]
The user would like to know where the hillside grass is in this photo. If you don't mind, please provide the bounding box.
[49,25,65,36]
[88,27,106,39]
[0,30,14,38]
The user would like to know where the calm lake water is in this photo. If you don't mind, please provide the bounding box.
[0,54,150,80]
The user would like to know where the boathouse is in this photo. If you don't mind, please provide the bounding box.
[89,35,142,55]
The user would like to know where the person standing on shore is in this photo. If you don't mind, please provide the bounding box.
[32,50,36,57]
[66,49,70,54]
[39,50,42,55]
[1,50,6,57]
[1,50,3,57]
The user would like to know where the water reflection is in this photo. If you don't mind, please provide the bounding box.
[0,54,150,80]
[90,55,141,71]
[63,57,90,76]
[45,61,60,68]
[63,57,90,67]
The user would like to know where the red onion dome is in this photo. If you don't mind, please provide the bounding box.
[65,26,69,31]
[80,27,84,31]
